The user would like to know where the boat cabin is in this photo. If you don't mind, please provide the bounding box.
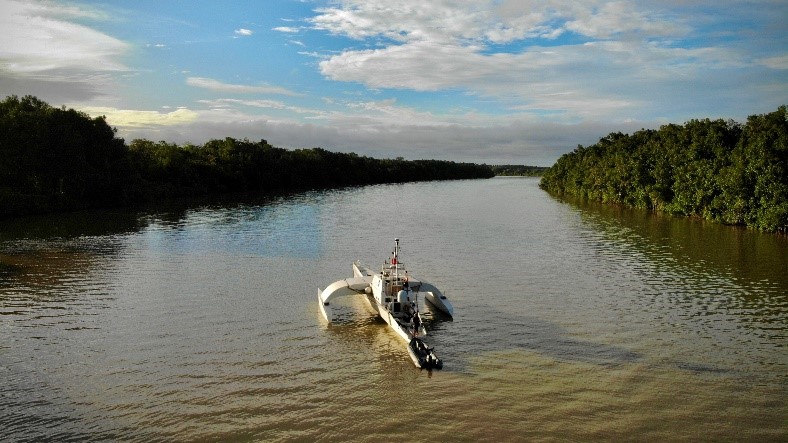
[373,262,415,321]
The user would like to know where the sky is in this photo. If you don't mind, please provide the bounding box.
[1,0,786,165]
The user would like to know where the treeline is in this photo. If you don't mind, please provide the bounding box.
[0,95,493,217]
[540,106,787,233]
[491,165,549,176]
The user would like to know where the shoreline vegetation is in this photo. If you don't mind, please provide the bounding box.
[540,106,787,233]
[490,165,549,176]
[0,95,494,218]
[3,95,785,234]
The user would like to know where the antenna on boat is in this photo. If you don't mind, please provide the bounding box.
[393,238,400,280]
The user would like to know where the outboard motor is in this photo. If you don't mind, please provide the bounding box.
[433,354,443,370]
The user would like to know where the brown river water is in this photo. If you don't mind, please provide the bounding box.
[1,177,786,442]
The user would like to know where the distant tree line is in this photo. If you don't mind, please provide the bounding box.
[540,106,787,233]
[491,165,549,176]
[0,95,493,217]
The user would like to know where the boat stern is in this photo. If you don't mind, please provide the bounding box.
[424,290,454,317]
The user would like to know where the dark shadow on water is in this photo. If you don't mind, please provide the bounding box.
[0,262,22,282]
[443,306,642,371]
[434,306,734,377]
[675,361,731,375]
[0,209,146,241]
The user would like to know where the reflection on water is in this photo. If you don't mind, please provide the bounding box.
[560,195,788,339]
[568,196,787,290]
[1,178,786,442]
[138,194,323,259]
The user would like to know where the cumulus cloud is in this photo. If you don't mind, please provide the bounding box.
[234,28,253,36]
[0,0,129,102]
[311,0,695,117]
[309,0,683,44]
[0,0,129,74]
[310,0,783,122]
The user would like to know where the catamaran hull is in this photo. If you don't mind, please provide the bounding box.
[318,288,331,322]
[363,293,381,315]
[424,291,454,317]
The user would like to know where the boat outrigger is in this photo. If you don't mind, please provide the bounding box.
[318,238,453,369]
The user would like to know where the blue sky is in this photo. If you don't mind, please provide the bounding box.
[1,0,786,165]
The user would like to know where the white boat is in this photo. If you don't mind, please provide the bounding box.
[318,238,453,366]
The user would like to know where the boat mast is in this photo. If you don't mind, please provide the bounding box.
[393,238,400,282]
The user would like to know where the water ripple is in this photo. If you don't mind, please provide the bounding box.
[1,178,786,441]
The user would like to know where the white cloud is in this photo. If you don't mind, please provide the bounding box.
[760,54,788,70]
[273,26,300,33]
[186,77,300,96]
[234,28,253,36]
[308,0,685,44]
[0,0,129,74]
[564,1,684,39]
[201,98,287,110]
[0,0,132,104]
[319,42,487,91]
[198,98,326,116]
[310,0,780,122]
[82,106,199,127]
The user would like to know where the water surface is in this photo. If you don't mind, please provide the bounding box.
[1,178,786,441]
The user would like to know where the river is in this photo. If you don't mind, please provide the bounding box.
[1,177,786,442]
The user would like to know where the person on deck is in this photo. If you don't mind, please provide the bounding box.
[412,305,421,334]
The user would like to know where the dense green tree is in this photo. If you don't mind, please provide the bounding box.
[540,107,787,233]
[490,165,549,176]
[0,95,129,215]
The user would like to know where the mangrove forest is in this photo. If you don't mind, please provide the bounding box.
[540,106,787,233]
[0,95,494,217]
[491,165,549,176]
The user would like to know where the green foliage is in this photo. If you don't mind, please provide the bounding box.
[540,107,787,233]
[0,95,494,217]
[125,139,493,199]
[490,165,549,176]
[0,95,129,216]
